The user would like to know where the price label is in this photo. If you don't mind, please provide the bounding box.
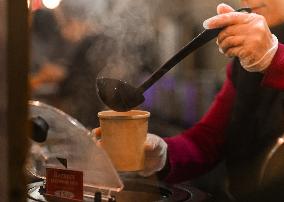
[45,167,83,201]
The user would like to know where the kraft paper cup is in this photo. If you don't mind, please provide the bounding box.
[98,110,150,172]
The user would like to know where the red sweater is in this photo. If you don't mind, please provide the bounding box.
[164,43,284,183]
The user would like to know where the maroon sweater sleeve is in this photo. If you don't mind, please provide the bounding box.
[163,64,236,183]
[262,43,284,89]
[163,43,284,184]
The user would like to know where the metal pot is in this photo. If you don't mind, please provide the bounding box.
[27,178,210,202]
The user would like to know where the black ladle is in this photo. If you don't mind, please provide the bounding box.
[97,7,251,111]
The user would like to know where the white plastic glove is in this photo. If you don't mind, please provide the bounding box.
[92,129,168,177]
[139,133,168,177]
[203,3,278,72]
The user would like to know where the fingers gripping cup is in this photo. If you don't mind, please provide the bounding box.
[98,110,150,172]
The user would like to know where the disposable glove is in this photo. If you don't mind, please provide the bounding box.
[92,129,168,177]
[203,3,278,72]
[139,133,168,177]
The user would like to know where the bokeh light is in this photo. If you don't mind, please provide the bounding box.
[42,0,61,9]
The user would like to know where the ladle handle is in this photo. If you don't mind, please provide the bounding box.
[138,7,251,93]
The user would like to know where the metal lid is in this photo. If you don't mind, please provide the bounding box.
[27,100,124,193]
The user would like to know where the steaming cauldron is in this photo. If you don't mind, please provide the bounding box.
[27,178,210,202]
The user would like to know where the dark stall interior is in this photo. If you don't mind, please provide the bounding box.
[3,0,284,201]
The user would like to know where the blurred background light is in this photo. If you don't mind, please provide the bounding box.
[42,0,61,9]
[27,0,42,11]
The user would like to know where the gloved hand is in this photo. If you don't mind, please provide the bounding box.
[139,133,168,177]
[91,129,168,177]
[203,3,278,72]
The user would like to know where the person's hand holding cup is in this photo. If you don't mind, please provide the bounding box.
[93,110,168,176]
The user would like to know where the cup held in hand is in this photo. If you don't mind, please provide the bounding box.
[98,110,150,172]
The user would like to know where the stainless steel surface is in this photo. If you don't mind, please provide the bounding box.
[259,134,284,186]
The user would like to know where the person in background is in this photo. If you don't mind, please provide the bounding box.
[30,8,67,101]
[53,0,110,128]
[30,0,115,128]
[95,0,284,201]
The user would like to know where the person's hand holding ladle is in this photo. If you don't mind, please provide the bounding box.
[96,7,251,112]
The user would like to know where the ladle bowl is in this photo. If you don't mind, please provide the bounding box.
[97,78,144,111]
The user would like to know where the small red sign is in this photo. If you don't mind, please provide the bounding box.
[46,167,83,201]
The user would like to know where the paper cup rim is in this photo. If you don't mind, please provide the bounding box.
[98,110,150,119]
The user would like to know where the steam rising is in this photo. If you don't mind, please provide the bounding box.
[32,0,237,124]
[57,0,162,87]
[57,0,237,85]
[97,0,158,84]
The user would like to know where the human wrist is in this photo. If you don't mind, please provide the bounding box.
[241,34,279,72]
[139,133,168,177]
